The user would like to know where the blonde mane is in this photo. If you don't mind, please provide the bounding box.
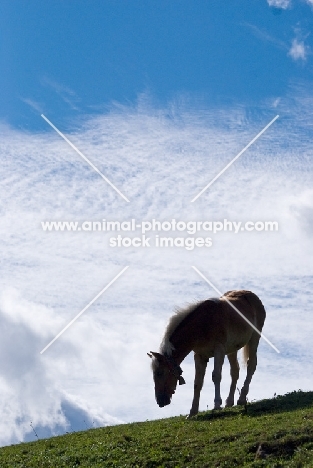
[159,301,202,355]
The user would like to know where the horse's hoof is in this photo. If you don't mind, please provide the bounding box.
[237,398,247,406]
[214,399,222,410]
[225,399,234,408]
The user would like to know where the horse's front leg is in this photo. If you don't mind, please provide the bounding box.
[188,353,208,418]
[212,344,225,409]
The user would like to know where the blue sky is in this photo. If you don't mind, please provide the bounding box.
[1,0,313,446]
[2,0,313,130]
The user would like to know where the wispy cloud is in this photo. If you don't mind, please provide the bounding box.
[245,23,310,63]
[1,91,313,444]
[243,23,288,52]
[20,97,44,113]
[41,76,80,110]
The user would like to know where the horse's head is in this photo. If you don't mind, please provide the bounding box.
[148,351,185,407]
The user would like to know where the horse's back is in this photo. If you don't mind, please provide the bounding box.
[201,290,266,327]
[193,291,266,356]
[222,290,266,329]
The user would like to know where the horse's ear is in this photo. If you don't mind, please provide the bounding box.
[178,376,186,385]
[149,351,164,362]
[147,352,152,358]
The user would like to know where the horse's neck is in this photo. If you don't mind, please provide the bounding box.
[170,320,196,365]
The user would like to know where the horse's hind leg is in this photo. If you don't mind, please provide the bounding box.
[237,333,260,405]
[225,351,239,407]
[212,344,225,409]
[188,353,208,418]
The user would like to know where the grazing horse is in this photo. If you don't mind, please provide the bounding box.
[148,290,266,417]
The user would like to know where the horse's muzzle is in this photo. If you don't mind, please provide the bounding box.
[156,393,171,407]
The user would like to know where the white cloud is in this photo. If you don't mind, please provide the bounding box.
[0,288,122,445]
[245,23,310,65]
[244,23,310,65]
[1,92,313,445]
[272,97,281,108]
[267,0,291,8]
[289,189,313,234]
[289,38,308,61]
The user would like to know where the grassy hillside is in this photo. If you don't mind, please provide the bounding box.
[0,391,312,467]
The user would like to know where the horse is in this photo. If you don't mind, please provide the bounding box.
[148,290,266,417]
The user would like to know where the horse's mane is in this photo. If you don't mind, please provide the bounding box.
[159,301,203,355]
[158,293,254,356]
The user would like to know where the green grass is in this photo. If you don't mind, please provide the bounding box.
[1,391,313,467]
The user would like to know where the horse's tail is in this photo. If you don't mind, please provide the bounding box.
[242,291,267,367]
